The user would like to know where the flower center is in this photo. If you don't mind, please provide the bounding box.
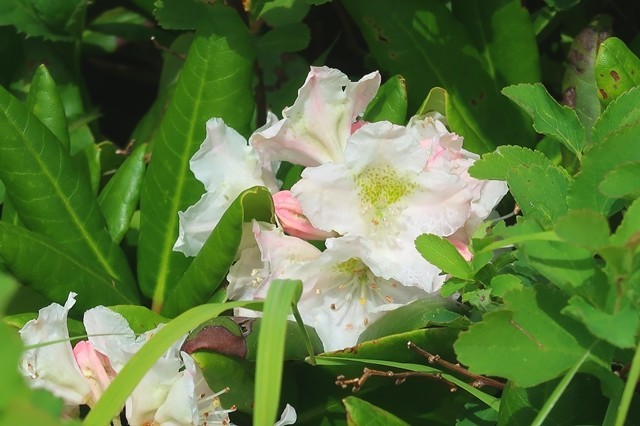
[355,165,416,224]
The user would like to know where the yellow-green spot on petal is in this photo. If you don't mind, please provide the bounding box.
[355,165,416,209]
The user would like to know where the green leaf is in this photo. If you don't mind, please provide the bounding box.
[592,87,640,144]
[415,234,473,279]
[554,209,610,251]
[154,0,214,30]
[568,125,640,215]
[451,0,540,86]
[363,74,408,125]
[97,144,147,243]
[138,6,255,309]
[611,198,640,246]
[599,161,640,199]
[162,186,274,317]
[502,83,586,157]
[0,85,137,293]
[455,285,609,387]
[107,305,168,334]
[246,318,324,361]
[564,296,638,349]
[254,0,310,27]
[0,222,138,312]
[0,0,85,41]
[26,64,70,151]
[357,296,469,343]
[561,17,611,136]
[256,23,310,53]
[498,375,610,426]
[343,396,410,426]
[595,37,640,106]
[508,164,571,227]
[254,280,302,426]
[542,0,580,11]
[341,0,535,153]
[192,351,256,413]
[469,145,551,181]
[490,274,523,298]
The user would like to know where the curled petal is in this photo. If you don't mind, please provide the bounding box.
[273,190,336,240]
[251,66,381,166]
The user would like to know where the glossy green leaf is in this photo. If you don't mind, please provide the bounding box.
[561,17,611,136]
[455,285,609,387]
[595,37,640,106]
[0,86,137,294]
[246,318,324,361]
[138,7,255,309]
[192,351,256,413]
[162,186,274,317]
[344,396,409,426]
[415,234,473,279]
[254,280,302,426]
[554,209,610,251]
[0,0,85,41]
[469,145,551,181]
[568,125,640,215]
[508,164,571,227]
[451,0,540,86]
[0,222,138,312]
[107,305,169,334]
[97,144,147,243]
[342,0,534,154]
[502,83,586,157]
[154,0,214,30]
[364,74,407,125]
[254,0,310,27]
[599,161,640,199]
[592,87,640,144]
[257,23,310,53]
[26,64,70,151]
[357,296,469,343]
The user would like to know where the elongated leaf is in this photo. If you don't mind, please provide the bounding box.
[0,86,137,295]
[595,37,640,106]
[26,64,70,151]
[162,186,274,317]
[138,5,255,309]
[254,280,302,426]
[451,0,540,86]
[97,143,147,243]
[342,0,535,153]
[0,222,138,312]
[502,83,586,156]
[415,234,473,279]
[344,396,409,425]
[0,0,85,41]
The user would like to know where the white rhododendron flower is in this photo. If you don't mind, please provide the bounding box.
[251,66,381,166]
[174,66,507,350]
[297,237,429,351]
[292,120,477,291]
[19,293,92,406]
[174,118,279,256]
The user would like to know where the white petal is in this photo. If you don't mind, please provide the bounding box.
[250,66,381,166]
[19,293,91,405]
[275,404,297,426]
[84,306,138,371]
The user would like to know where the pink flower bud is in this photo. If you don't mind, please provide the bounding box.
[447,238,473,261]
[273,190,337,240]
[73,341,116,405]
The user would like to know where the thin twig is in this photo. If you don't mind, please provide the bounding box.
[336,367,458,393]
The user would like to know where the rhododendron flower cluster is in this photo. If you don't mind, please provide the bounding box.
[18,293,237,426]
[175,66,508,351]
